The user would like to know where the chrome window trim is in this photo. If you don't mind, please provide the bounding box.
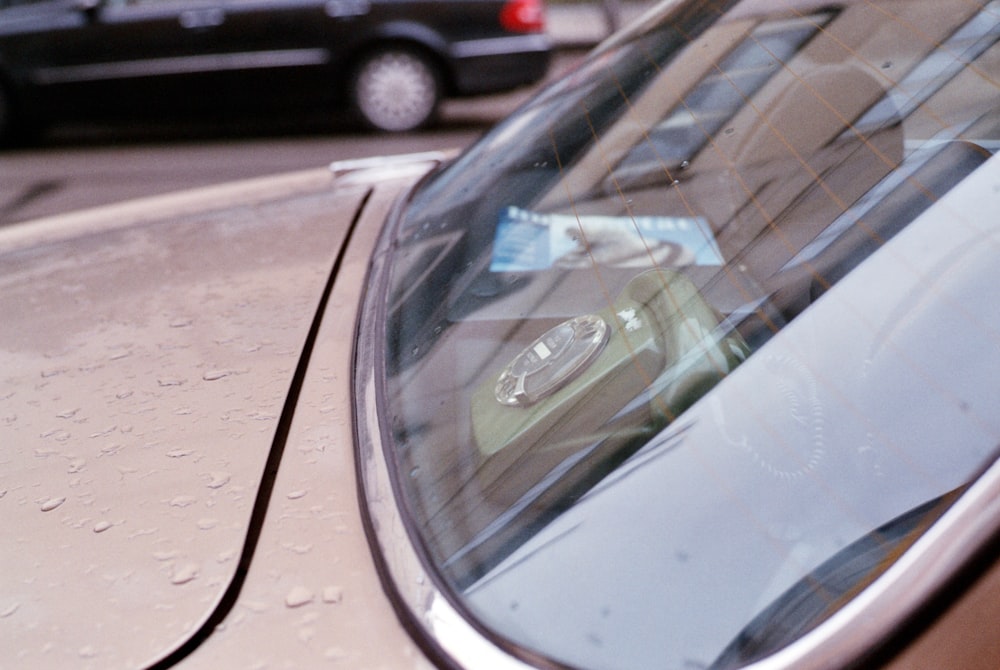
[745,451,1000,670]
[30,48,330,85]
[355,365,548,670]
[449,34,551,59]
[355,171,1000,666]
[352,155,1000,668]
[352,175,554,670]
[356,248,1000,668]
[349,75,1000,670]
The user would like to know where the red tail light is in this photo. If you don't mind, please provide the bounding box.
[499,0,545,33]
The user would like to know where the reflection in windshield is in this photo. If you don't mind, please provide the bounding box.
[374,0,1000,667]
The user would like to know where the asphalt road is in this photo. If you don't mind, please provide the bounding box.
[0,124,482,228]
[0,98,510,227]
[0,52,585,228]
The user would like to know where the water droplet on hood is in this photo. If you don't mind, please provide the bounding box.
[205,472,231,489]
[242,599,268,613]
[93,521,112,533]
[171,563,199,585]
[282,541,313,554]
[285,586,313,608]
[169,496,196,508]
[202,370,231,381]
[100,444,124,457]
[40,497,66,512]
[322,586,343,604]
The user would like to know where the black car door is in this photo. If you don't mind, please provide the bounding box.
[203,0,352,113]
[1,0,240,121]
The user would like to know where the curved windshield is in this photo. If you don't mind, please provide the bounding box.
[371,0,1000,667]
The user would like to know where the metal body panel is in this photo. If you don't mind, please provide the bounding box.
[175,161,440,669]
[0,168,384,667]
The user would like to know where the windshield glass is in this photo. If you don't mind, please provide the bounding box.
[372,0,1000,666]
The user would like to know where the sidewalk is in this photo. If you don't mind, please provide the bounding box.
[547,1,655,49]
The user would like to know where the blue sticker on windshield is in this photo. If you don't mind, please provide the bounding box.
[490,207,723,272]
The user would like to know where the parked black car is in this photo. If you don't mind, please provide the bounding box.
[0,0,550,137]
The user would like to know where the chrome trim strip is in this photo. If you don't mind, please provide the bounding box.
[744,451,1000,670]
[351,167,1000,670]
[330,151,447,177]
[31,48,330,85]
[353,182,542,670]
[356,367,540,670]
[356,316,1000,669]
[449,34,551,59]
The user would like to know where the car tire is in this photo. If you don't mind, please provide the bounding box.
[350,47,442,132]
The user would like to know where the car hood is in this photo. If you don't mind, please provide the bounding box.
[0,160,436,668]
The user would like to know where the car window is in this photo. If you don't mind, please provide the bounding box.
[360,0,1000,667]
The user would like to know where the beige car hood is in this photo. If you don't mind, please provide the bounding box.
[0,167,392,667]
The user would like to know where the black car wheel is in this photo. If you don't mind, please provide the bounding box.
[350,47,442,132]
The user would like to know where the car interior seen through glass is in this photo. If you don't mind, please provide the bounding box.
[359,0,1000,667]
